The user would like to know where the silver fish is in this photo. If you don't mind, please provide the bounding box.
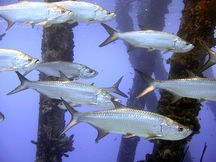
[35,61,98,80]
[54,1,116,23]
[0,112,4,122]
[7,72,127,108]
[0,48,39,75]
[61,99,192,142]
[0,1,75,30]
[136,69,216,102]
[99,23,194,53]
[197,39,216,73]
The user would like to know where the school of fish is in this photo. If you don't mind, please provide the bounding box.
[6,0,216,145]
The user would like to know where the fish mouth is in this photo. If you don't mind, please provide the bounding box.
[92,70,98,77]
[186,44,194,51]
[110,13,116,18]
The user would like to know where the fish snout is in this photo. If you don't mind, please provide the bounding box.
[110,12,116,18]
[182,42,194,53]
[184,128,193,137]
[90,69,98,77]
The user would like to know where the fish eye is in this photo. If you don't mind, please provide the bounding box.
[178,127,184,132]
[28,58,32,61]
[185,42,190,45]
[107,11,111,14]
[88,69,94,73]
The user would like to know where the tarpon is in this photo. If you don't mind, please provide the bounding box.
[0,48,39,75]
[136,69,216,102]
[7,72,127,108]
[99,23,194,53]
[0,112,4,122]
[0,1,75,30]
[35,61,98,80]
[54,1,116,23]
[61,99,192,142]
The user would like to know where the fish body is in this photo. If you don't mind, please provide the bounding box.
[136,69,216,102]
[61,99,192,142]
[100,23,194,53]
[0,112,4,122]
[35,61,98,80]
[54,1,116,23]
[0,1,74,30]
[8,72,127,108]
[0,48,39,75]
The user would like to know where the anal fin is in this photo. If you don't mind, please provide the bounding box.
[95,127,108,143]
[0,15,14,31]
[123,133,136,138]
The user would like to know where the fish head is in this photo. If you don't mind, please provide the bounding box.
[24,57,40,71]
[175,39,194,53]
[0,112,4,122]
[80,67,98,79]
[48,5,75,24]
[13,54,40,74]
[160,120,192,140]
[93,6,116,22]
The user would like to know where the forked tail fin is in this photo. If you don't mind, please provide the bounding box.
[104,76,128,98]
[7,71,29,95]
[99,23,118,47]
[197,39,216,73]
[60,99,80,135]
[134,69,156,98]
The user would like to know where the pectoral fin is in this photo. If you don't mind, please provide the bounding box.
[59,71,71,81]
[67,19,77,24]
[163,48,174,54]
[58,101,81,110]
[147,48,155,52]
[199,98,207,102]
[145,134,161,140]
[36,21,51,27]
[171,94,182,103]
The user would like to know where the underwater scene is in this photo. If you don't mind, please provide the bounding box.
[0,0,216,162]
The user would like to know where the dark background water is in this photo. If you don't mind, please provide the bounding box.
[0,0,216,162]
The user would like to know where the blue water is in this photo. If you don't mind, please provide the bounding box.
[0,0,216,162]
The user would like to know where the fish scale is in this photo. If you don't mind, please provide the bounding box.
[53,1,116,23]
[99,23,194,53]
[0,48,39,74]
[35,61,98,80]
[136,69,216,102]
[8,72,127,108]
[61,99,192,142]
[156,78,216,100]
[0,1,75,30]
